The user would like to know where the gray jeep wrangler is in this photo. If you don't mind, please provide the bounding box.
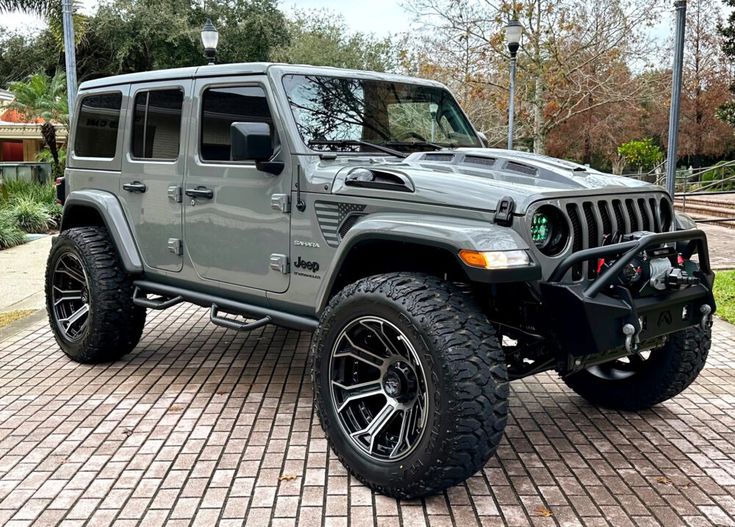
[47,63,716,499]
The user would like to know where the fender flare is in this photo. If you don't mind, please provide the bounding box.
[315,212,539,313]
[61,190,143,274]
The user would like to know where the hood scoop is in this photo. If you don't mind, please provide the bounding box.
[344,168,414,192]
[410,150,592,189]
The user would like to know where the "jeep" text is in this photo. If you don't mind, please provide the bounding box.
[294,257,320,273]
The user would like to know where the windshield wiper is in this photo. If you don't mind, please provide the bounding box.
[384,140,450,152]
[308,139,407,158]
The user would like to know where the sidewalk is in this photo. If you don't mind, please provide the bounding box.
[698,224,735,270]
[0,236,52,312]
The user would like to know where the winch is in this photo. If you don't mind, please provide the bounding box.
[595,231,700,297]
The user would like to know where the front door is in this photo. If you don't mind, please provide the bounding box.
[184,78,291,293]
[120,81,191,272]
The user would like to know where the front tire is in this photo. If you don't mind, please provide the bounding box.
[563,326,710,411]
[311,273,508,499]
[45,226,146,363]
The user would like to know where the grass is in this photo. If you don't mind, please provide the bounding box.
[0,310,35,329]
[715,270,735,325]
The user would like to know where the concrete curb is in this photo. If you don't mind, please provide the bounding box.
[0,309,47,343]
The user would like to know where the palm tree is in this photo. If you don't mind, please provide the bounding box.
[8,72,68,178]
[8,71,68,123]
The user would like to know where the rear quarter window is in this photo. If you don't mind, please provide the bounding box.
[74,92,123,158]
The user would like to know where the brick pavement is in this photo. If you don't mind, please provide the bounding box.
[1,306,735,527]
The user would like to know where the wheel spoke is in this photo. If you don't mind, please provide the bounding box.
[340,334,387,368]
[57,260,86,285]
[359,319,404,359]
[351,401,398,454]
[53,286,84,306]
[390,406,413,458]
[61,304,89,330]
[332,379,384,412]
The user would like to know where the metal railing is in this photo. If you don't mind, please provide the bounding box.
[620,161,735,225]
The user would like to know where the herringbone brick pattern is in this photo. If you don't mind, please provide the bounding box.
[1,307,735,526]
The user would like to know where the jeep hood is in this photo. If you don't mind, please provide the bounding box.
[315,148,663,214]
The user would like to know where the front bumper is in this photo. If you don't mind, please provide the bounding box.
[539,229,715,361]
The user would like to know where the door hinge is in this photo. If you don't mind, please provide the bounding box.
[168,185,182,203]
[269,254,289,274]
[271,193,291,213]
[168,238,183,255]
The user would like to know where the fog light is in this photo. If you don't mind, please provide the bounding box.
[459,249,530,269]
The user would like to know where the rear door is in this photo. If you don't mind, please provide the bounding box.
[183,77,291,292]
[120,80,191,272]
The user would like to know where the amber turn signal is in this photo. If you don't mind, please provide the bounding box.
[459,249,530,269]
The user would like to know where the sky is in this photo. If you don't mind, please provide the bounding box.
[0,0,678,43]
[0,0,412,37]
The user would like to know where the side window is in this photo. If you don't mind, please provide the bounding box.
[75,92,122,158]
[200,86,272,162]
[131,89,184,160]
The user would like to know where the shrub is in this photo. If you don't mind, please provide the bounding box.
[8,196,53,233]
[45,201,63,229]
[0,180,56,205]
[700,161,735,191]
[0,213,26,249]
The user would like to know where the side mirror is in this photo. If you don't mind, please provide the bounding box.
[230,122,284,174]
[477,131,488,147]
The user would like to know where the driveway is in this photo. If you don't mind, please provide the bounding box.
[1,306,735,526]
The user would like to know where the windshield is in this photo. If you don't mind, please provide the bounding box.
[282,74,482,154]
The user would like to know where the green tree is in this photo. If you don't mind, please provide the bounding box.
[0,31,59,86]
[617,138,664,173]
[73,0,288,80]
[0,0,87,48]
[271,10,399,72]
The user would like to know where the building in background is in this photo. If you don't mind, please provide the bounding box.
[0,88,67,163]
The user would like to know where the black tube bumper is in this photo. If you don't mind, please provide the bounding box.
[539,229,716,358]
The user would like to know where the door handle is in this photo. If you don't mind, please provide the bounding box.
[122,181,147,193]
[185,187,214,199]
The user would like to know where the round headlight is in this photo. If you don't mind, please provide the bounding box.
[531,212,551,248]
[530,205,568,256]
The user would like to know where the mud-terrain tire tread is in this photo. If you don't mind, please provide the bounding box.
[311,273,508,499]
[563,325,710,411]
[46,226,146,363]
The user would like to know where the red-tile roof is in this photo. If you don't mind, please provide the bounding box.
[0,108,44,124]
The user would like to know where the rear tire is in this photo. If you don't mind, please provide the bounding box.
[311,273,508,499]
[563,326,710,411]
[45,226,146,363]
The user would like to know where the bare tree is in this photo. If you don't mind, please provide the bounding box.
[404,0,664,153]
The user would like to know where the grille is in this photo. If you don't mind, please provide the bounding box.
[555,195,672,280]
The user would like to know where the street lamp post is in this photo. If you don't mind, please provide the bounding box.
[505,19,523,150]
[61,0,78,116]
[201,18,219,65]
[665,0,687,197]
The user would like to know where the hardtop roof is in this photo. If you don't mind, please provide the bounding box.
[78,63,446,91]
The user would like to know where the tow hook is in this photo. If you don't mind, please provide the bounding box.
[700,304,713,330]
[622,323,640,354]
